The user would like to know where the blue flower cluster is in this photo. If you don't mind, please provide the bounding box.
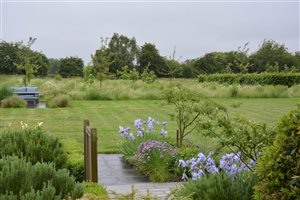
[178,152,257,180]
[119,126,135,140]
[119,117,168,140]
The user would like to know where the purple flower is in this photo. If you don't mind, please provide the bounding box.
[160,128,167,136]
[137,130,143,137]
[134,119,142,128]
[178,160,187,168]
[148,121,154,133]
[197,153,206,161]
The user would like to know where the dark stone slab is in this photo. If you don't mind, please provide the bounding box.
[98,154,150,186]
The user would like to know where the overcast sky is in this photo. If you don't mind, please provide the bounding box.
[1,0,299,64]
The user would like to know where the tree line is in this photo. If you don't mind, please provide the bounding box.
[1,33,299,79]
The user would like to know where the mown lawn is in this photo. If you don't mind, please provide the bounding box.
[0,98,299,153]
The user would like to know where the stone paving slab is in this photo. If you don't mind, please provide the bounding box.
[98,154,150,185]
[98,154,183,199]
[106,182,182,199]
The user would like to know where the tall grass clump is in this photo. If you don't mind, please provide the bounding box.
[2,75,300,99]
[0,85,13,100]
[0,96,27,108]
[47,94,71,108]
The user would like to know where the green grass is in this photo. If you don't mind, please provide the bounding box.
[0,98,299,153]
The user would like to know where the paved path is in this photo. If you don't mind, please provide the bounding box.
[98,154,182,199]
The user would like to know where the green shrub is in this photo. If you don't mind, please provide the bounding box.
[0,156,83,200]
[141,67,157,84]
[0,128,67,169]
[47,94,71,108]
[254,105,300,199]
[61,139,84,182]
[54,74,63,81]
[198,73,300,86]
[1,96,26,108]
[173,172,258,200]
[0,86,13,100]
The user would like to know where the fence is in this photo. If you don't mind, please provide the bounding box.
[83,120,98,182]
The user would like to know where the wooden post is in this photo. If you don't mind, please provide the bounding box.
[91,128,98,182]
[176,130,179,147]
[83,120,98,183]
[83,120,89,181]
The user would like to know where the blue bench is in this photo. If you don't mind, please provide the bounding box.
[11,87,39,107]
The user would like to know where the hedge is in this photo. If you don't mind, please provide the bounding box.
[198,73,300,87]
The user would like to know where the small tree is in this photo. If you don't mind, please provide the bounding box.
[202,114,276,171]
[163,85,225,147]
[83,65,93,82]
[141,66,157,84]
[16,37,40,86]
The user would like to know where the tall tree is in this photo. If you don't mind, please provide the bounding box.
[48,58,61,75]
[91,38,110,76]
[58,57,84,77]
[249,40,295,72]
[139,43,167,77]
[108,33,139,74]
[0,41,22,74]
[192,52,227,74]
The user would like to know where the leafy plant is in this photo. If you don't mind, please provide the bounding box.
[202,114,276,171]
[254,105,300,199]
[61,139,84,182]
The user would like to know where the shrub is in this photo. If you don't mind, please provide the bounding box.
[0,156,83,199]
[198,73,300,86]
[61,139,84,182]
[0,85,13,100]
[1,96,26,108]
[47,94,71,108]
[54,74,63,81]
[141,67,157,84]
[173,172,257,200]
[254,105,300,199]
[0,128,67,169]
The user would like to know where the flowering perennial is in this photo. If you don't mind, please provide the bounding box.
[178,152,257,180]
[135,140,176,164]
[119,117,168,139]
